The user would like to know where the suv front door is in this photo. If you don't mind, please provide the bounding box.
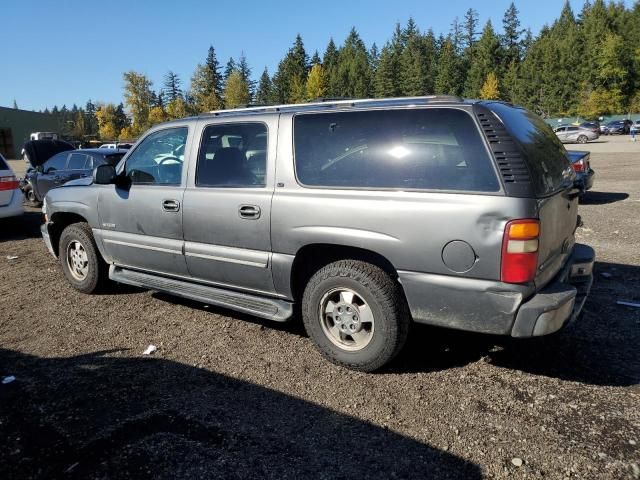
[181,119,276,294]
[36,151,69,199]
[97,126,190,276]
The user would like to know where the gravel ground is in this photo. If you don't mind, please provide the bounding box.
[1,137,639,479]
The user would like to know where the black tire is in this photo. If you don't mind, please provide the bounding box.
[58,222,108,294]
[23,186,42,207]
[577,135,588,144]
[302,260,410,372]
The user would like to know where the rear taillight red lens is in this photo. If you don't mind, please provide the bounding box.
[571,160,585,173]
[0,175,19,191]
[501,219,540,284]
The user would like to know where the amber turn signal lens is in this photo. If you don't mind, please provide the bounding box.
[508,222,540,239]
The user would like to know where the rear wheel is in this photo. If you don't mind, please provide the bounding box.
[577,135,588,144]
[302,260,410,372]
[59,222,108,293]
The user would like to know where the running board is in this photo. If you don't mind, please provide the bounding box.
[109,266,293,322]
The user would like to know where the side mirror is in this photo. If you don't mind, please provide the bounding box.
[93,164,117,184]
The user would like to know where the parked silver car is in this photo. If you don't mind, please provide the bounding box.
[40,97,595,371]
[554,125,599,144]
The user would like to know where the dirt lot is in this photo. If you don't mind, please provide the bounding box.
[1,137,638,479]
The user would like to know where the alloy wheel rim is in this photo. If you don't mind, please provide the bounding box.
[66,240,89,281]
[319,287,374,351]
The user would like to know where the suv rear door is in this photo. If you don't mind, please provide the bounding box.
[181,117,277,294]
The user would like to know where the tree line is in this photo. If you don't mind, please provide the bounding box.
[43,0,640,141]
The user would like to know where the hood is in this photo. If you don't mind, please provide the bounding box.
[63,177,94,187]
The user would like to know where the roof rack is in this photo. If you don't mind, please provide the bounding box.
[200,95,465,118]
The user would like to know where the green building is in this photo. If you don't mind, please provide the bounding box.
[0,106,59,159]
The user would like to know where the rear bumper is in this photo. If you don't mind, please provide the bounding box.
[0,189,24,219]
[398,243,595,337]
[578,169,595,191]
[510,243,595,337]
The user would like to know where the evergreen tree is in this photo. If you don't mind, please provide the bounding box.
[190,46,224,112]
[224,57,237,81]
[310,50,321,65]
[272,34,308,103]
[463,20,503,98]
[333,28,373,98]
[84,100,98,136]
[369,43,380,74]
[434,38,462,95]
[502,2,524,65]
[12,99,18,109]
[237,52,255,99]
[255,68,274,105]
[163,71,183,102]
[400,20,432,96]
[374,24,404,97]
[462,8,480,52]
[323,38,340,96]
[114,103,129,133]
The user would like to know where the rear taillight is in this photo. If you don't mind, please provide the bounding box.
[501,219,540,284]
[571,159,585,173]
[0,175,19,191]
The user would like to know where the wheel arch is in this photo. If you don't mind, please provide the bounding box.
[48,212,90,257]
[289,243,400,302]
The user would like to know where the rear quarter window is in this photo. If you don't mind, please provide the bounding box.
[293,108,500,192]
[0,156,9,170]
[488,103,573,197]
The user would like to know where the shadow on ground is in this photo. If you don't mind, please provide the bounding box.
[579,191,629,205]
[392,261,640,387]
[0,210,42,242]
[0,348,480,480]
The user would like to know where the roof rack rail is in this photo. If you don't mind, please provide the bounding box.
[200,95,466,117]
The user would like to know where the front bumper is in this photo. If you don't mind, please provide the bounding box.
[41,222,56,257]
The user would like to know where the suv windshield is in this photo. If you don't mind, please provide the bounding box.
[488,103,573,197]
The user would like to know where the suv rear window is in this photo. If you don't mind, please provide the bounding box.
[489,103,572,197]
[293,108,500,192]
[0,156,9,170]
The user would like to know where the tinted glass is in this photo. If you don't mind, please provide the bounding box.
[67,152,88,170]
[488,103,573,197]
[125,127,187,185]
[0,155,8,170]
[294,109,500,192]
[44,152,68,172]
[196,123,267,187]
[104,153,125,166]
[567,126,579,131]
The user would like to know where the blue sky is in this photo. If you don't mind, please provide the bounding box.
[0,0,632,111]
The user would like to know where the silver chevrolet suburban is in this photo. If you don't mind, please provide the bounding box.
[41,96,595,372]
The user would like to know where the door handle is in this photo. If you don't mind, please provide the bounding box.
[238,204,261,219]
[162,199,180,212]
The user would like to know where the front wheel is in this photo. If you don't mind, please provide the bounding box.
[23,186,41,207]
[302,260,410,372]
[577,135,588,144]
[59,222,108,293]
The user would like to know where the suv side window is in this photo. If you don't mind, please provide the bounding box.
[125,127,188,185]
[196,123,267,187]
[67,152,89,170]
[293,108,500,192]
[43,152,68,172]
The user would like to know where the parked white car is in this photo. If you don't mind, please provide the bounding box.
[0,154,24,219]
